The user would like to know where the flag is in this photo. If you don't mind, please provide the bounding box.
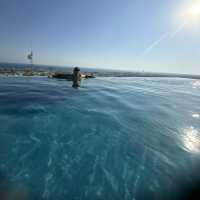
[27,51,33,61]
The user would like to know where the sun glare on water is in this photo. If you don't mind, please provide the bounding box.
[182,127,200,153]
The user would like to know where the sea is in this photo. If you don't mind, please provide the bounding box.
[0,64,200,200]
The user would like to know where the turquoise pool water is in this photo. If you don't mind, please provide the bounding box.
[0,76,200,200]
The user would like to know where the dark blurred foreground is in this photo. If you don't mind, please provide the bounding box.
[0,166,200,200]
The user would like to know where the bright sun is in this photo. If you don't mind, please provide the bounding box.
[177,1,200,26]
[188,2,200,17]
[180,1,200,24]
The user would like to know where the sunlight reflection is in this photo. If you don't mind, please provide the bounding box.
[192,80,200,89]
[192,113,200,118]
[182,127,200,153]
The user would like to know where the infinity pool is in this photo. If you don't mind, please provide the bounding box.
[0,76,200,200]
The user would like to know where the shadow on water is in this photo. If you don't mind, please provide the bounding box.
[1,167,200,200]
[0,170,42,200]
[168,163,200,200]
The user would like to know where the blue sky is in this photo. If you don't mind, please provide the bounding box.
[0,0,200,74]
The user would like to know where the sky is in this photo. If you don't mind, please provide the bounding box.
[0,0,200,74]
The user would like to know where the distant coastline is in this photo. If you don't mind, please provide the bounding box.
[0,62,200,80]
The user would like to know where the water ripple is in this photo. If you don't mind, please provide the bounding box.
[0,77,199,199]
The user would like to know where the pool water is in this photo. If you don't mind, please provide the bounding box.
[0,76,200,200]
